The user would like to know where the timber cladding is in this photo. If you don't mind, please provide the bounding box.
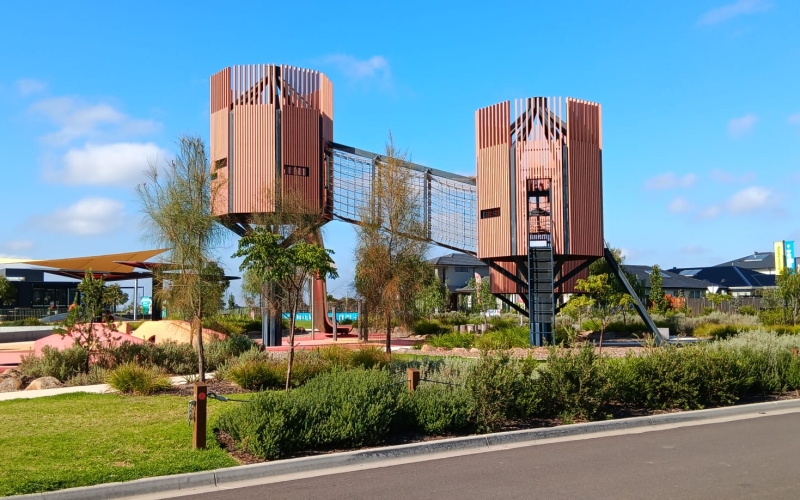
[208,64,334,218]
[475,96,604,263]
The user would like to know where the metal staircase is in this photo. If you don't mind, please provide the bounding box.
[527,179,555,346]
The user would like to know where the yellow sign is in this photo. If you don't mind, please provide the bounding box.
[775,241,786,274]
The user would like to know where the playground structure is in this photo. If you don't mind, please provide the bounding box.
[209,64,658,346]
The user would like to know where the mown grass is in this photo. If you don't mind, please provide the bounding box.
[0,393,238,496]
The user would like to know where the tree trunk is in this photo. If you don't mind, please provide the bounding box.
[385,313,392,354]
[598,325,604,355]
[286,301,297,391]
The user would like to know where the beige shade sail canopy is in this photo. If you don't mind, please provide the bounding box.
[0,249,168,278]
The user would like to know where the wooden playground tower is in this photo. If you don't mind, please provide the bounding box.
[209,64,658,347]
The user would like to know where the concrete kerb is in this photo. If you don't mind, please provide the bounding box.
[9,398,800,500]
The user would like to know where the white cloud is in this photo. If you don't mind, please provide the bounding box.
[58,142,168,186]
[668,197,692,213]
[3,240,34,252]
[700,205,723,219]
[321,54,391,81]
[728,114,758,138]
[709,168,756,183]
[30,197,126,236]
[697,0,773,25]
[644,172,697,190]
[16,79,46,96]
[29,97,160,146]
[726,185,771,213]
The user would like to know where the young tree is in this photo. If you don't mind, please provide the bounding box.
[417,273,450,320]
[776,270,800,325]
[706,292,732,312]
[227,293,237,311]
[61,271,118,372]
[136,135,228,381]
[0,275,15,306]
[233,228,337,390]
[562,294,593,330]
[648,264,669,313]
[103,284,128,313]
[466,275,495,326]
[575,274,618,353]
[354,135,430,353]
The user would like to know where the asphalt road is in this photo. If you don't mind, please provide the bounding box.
[180,413,800,500]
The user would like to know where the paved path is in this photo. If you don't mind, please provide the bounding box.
[0,374,207,402]
[177,412,800,500]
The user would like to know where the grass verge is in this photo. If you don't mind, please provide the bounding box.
[0,393,238,496]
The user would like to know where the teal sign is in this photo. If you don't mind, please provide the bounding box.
[140,296,152,315]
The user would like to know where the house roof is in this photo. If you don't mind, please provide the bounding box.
[670,266,776,289]
[623,265,711,290]
[714,251,775,270]
[428,252,486,268]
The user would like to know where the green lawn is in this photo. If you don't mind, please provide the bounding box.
[0,393,239,496]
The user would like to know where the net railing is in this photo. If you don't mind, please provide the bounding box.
[330,147,477,254]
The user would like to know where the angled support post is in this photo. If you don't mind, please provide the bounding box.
[494,293,528,316]
[603,247,663,345]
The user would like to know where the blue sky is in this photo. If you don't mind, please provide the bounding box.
[0,0,798,303]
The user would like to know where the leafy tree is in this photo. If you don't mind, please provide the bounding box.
[61,270,118,372]
[575,274,618,353]
[227,293,237,311]
[589,247,644,299]
[0,275,15,306]
[466,275,495,326]
[354,135,430,353]
[233,228,337,390]
[562,294,593,329]
[136,135,228,381]
[103,284,128,313]
[648,264,669,313]
[706,292,732,312]
[416,272,450,320]
[776,270,800,325]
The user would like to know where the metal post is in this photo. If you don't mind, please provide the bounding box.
[310,274,315,341]
[332,305,337,342]
[357,300,364,341]
[192,382,207,449]
[133,278,138,321]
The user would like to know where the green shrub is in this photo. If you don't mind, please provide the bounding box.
[18,345,89,381]
[692,323,747,339]
[151,342,197,375]
[537,345,607,420]
[215,369,401,459]
[1,317,44,326]
[474,326,529,350]
[738,305,757,316]
[580,319,602,332]
[428,331,475,349]
[205,335,256,371]
[771,325,800,336]
[487,315,519,330]
[226,360,285,390]
[404,384,474,435]
[702,307,714,315]
[203,315,262,336]
[107,363,171,395]
[465,354,537,431]
[350,346,390,369]
[412,320,450,336]
[65,366,108,386]
[318,345,353,368]
[438,312,470,326]
[339,318,354,325]
[554,325,579,346]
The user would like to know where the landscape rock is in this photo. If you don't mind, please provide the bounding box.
[420,344,437,353]
[0,377,22,392]
[24,376,64,391]
[469,348,481,354]
[0,369,24,380]
[451,347,469,356]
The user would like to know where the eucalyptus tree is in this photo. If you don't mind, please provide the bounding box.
[136,135,228,381]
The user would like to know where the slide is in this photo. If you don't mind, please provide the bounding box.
[311,273,355,336]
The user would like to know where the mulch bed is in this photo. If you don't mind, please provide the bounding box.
[156,379,249,397]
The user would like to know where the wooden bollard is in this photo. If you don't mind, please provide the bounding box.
[407,368,420,393]
[193,381,207,449]
[793,348,798,358]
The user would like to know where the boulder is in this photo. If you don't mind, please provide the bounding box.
[451,347,469,356]
[420,344,437,353]
[469,348,481,354]
[0,377,22,393]
[24,376,64,391]
[0,369,24,380]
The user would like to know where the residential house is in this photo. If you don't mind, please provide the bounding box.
[622,265,711,299]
